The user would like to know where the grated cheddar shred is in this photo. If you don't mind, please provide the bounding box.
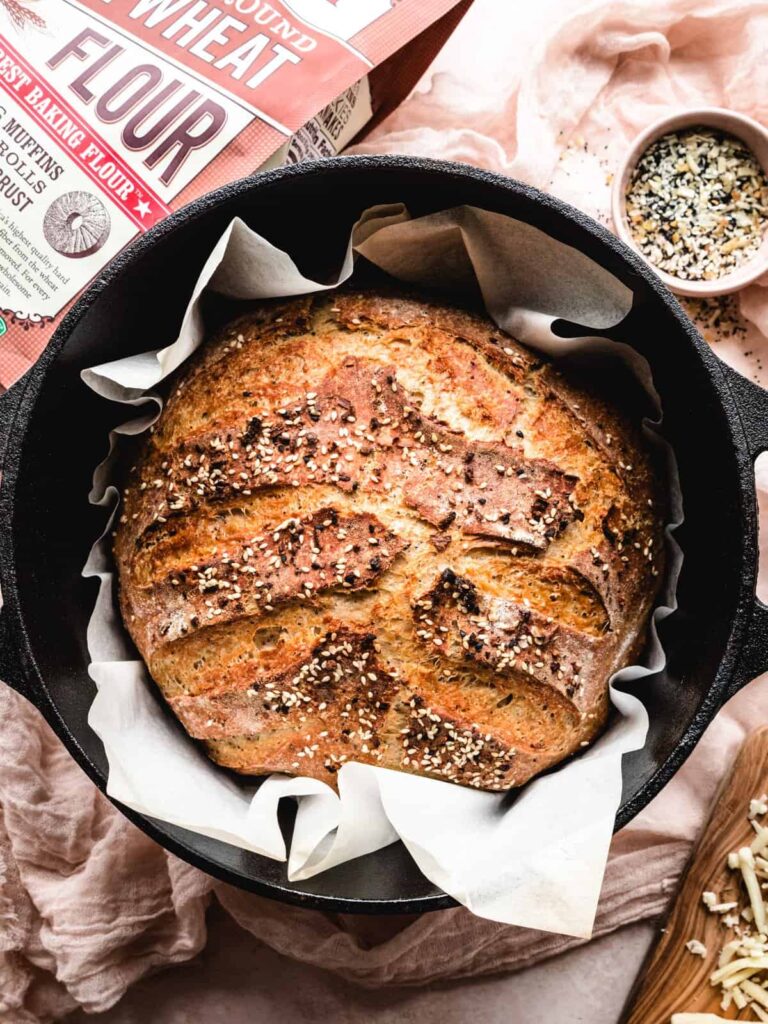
[671,794,768,1021]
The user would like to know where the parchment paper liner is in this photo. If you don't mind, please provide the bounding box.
[82,204,681,936]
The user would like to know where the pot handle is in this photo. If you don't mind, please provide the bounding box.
[0,382,38,706]
[718,359,768,699]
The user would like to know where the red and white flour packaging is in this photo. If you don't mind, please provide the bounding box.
[0,0,471,387]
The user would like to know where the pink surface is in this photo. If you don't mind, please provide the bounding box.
[3,0,768,1020]
[63,908,657,1024]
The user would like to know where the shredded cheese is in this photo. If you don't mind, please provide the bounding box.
[671,1015,734,1023]
[722,966,761,989]
[702,891,739,914]
[751,823,768,857]
[710,956,768,984]
[742,980,768,1010]
[739,847,768,936]
[671,791,768,1023]
[718,938,741,967]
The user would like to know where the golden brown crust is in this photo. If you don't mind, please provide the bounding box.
[114,289,665,791]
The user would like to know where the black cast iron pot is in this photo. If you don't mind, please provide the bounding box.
[2,156,768,914]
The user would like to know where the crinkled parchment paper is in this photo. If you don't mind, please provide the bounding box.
[82,205,681,936]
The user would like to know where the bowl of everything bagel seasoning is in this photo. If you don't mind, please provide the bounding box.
[612,109,768,296]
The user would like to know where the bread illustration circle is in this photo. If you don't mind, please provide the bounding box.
[43,192,111,259]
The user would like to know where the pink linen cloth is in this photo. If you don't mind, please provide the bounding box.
[3,0,768,1019]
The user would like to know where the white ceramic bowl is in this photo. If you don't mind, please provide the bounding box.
[611,108,768,297]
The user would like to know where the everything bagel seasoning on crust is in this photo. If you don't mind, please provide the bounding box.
[114,290,665,792]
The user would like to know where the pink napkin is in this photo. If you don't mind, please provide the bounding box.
[3,0,768,1019]
[2,676,765,1021]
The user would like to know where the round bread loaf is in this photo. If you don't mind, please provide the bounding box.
[114,290,665,792]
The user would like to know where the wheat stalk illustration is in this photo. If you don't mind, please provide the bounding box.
[0,0,46,30]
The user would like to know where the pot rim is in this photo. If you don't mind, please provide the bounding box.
[0,154,760,913]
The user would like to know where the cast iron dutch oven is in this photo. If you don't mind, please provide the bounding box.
[1,157,768,914]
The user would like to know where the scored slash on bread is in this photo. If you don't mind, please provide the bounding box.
[127,357,579,549]
[122,508,407,651]
[114,289,665,792]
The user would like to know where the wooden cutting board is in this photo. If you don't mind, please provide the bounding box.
[624,727,768,1024]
